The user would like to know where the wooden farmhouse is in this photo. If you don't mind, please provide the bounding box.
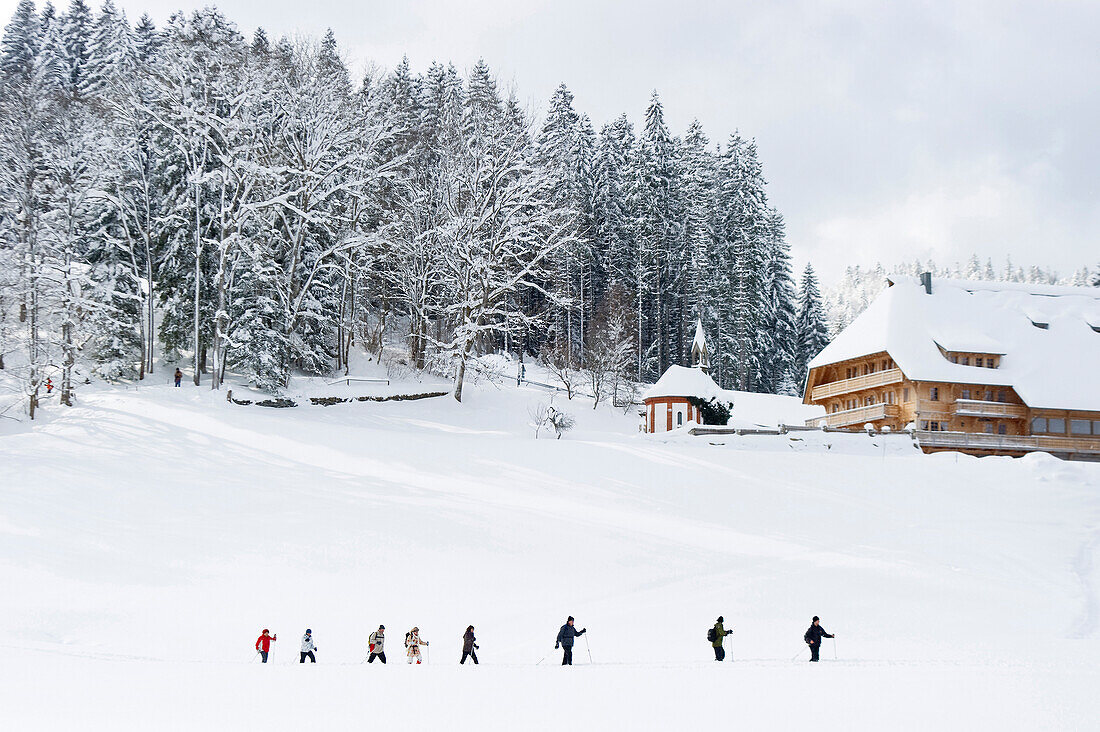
[802,274,1100,459]
[642,321,736,433]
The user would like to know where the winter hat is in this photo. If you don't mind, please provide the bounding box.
[306,629,312,634]
[717,616,724,623]
[379,625,385,630]
[567,616,574,622]
[812,616,819,622]
[262,629,269,634]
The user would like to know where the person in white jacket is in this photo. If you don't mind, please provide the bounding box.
[300,629,318,663]
[405,627,428,664]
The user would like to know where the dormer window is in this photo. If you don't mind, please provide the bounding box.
[962,357,969,366]
[975,357,983,367]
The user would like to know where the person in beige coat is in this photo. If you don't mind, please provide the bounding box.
[405,627,429,664]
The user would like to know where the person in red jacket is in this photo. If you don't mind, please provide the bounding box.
[255,629,276,663]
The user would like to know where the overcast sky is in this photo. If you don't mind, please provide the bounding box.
[4,0,1098,282]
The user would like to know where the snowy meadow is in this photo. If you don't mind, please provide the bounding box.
[2,368,1099,730]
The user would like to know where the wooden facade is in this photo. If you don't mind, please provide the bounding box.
[644,396,701,433]
[803,349,1100,458]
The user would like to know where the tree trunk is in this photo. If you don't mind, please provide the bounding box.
[60,320,73,407]
[193,177,202,387]
[144,232,155,378]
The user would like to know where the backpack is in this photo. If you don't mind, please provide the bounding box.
[707,627,717,643]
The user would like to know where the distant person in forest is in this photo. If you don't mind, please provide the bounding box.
[461,625,479,665]
[804,616,835,662]
[174,368,183,387]
[710,616,731,661]
[555,616,586,666]
[45,377,53,394]
[300,629,318,663]
[405,627,428,664]
[367,625,386,664]
[255,629,276,662]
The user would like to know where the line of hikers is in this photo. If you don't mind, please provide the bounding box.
[254,625,476,665]
[710,616,835,662]
[255,616,833,665]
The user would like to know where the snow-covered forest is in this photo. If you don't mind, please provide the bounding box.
[0,1,833,415]
[825,256,1100,336]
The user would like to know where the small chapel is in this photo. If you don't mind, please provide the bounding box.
[641,321,734,433]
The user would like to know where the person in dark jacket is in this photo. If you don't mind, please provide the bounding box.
[461,625,479,665]
[804,616,835,662]
[555,616,586,666]
[711,616,731,661]
[174,368,183,387]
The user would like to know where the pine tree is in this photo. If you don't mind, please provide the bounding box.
[793,263,829,393]
[1,0,39,84]
[632,91,681,380]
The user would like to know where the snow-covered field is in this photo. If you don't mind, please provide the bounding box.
[2,362,1099,730]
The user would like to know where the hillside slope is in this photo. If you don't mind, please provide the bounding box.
[1,371,1098,730]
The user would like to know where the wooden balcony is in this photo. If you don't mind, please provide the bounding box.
[952,399,1028,419]
[813,403,900,428]
[915,431,1100,458]
[810,368,904,401]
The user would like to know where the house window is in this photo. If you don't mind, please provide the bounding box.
[1094,421,1100,436]
[1049,418,1065,434]
[903,388,910,402]
[997,424,1007,435]
[987,359,996,368]
[882,360,888,370]
[930,387,939,401]
[921,421,930,430]
[960,389,971,400]
[984,423,994,434]
[951,356,958,364]
[677,412,683,427]
[997,391,1006,403]
[975,357,983,367]
[929,421,941,431]
[985,390,994,401]
[1071,420,1090,435]
[1032,417,1048,433]
[962,357,969,366]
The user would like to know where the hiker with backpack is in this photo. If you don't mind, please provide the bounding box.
[461,625,479,665]
[555,616,586,666]
[367,625,386,664]
[804,616,835,662]
[709,616,731,661]
[405,627,428,664]
[255,629,276,663]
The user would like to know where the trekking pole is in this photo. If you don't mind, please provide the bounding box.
[536,656,546,665]
[584,634,593,664]
[832,637,837,660]
[792,646,806,661]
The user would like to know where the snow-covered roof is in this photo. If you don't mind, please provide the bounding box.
[642,365,736,401]
[808,276,1100,411]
